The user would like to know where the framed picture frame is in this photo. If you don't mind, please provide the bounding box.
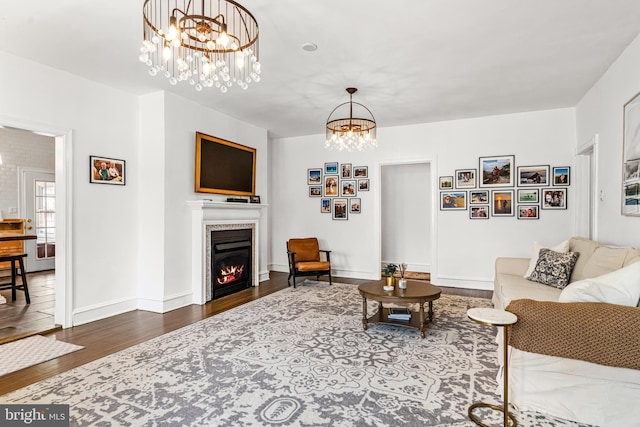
[320,198,332,213]
[324,175,339,197]
[358,179,370,191]
[542,188,567,209]
[469,205,489,219]
[333,198,348,220]
[90,156,125,185]
[469,190,489,204]
[341,180,357,196]
[341,163,352,179]
[308,168,322,185]
[350,198,361,213]
[354,166,368,178]
[324,162,338,175]
[517,165,550,186]
[440,191,467,210]
[553,166,571,186]
[517,205,539,220]
[623,91,640,215]
[479,155,515,187]
[249,195,261,204]
[455,168,477,188]
[491,189,514,216]
[517,188,539,203]
[309,186,322,197]
[439,176,453,190]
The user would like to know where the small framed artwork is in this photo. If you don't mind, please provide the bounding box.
[309,186,322,197]
[518,205,539,220]
[358,179,370,191]
[492,190,514,216]
[333,198,348,220]
[350,198,361,213]
[624,183,640,212]
[479,155,515,187]
[439,176,454,190]
[553,166,571,186]
[469,205,489,219]
[325,162,338,175]
[90,156,125,185]
[324,175,339,197]
[249,195,261,204]
[342,180,357,196]
[455,169,477,188]
[440,192,467,210]
[341,163,352,178]
[320,198,331,213]
[542,188,567,209]
[517,188,539,203]
[517,165,550,186]
[354,166,368,178]
[470,190,489,204]
[623,91,640,216]
[308,168,322,185]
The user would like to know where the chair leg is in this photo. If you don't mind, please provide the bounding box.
[10,259,17,301]
[18,256,30,304]
[328,269,332,286]
[292,272,297,288]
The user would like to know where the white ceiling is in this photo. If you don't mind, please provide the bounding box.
[2,1,640,139]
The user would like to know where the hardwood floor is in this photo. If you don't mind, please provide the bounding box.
[0,272,491,396]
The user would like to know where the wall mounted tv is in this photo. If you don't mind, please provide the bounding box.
[195,132,256,196]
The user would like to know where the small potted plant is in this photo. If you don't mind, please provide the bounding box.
[382,263,398,288]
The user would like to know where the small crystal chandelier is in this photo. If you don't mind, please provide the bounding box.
[140,0,261,93]
[325,88,377,151]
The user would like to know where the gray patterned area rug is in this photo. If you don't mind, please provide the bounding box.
[1,282,589,426]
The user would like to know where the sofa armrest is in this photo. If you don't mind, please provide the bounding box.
[495,257,530,277]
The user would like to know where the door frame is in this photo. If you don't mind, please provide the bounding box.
[576,134,599,240]
[0,115,73,328]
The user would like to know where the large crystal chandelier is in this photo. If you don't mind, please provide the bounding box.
[325,88,377,151]
[140,0,261,93]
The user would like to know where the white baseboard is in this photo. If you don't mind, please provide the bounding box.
[72,297,138,326]
[138,291,193,313]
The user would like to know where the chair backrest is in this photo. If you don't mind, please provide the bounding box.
[287,238,321,262]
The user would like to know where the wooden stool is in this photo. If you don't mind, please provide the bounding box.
[0,253,30,304]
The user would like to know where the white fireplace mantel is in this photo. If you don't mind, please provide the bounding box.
[188,200,267,304]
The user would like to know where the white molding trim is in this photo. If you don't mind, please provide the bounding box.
[72,297,137,326]
[138,290,194,313]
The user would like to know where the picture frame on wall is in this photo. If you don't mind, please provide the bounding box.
[440,191,467,210]
[90,155,125,185]
[358,179,370,191]
[350,198,361,213]
[455,169,476,188]
[249,195,261,204]
[321,198,331,213]
[325,162,338,175]
[553,166,571,186]
[469,205,489,219]
[623,91,640,215]
[517,188,539,203]
[542,188,567,209]
[491,189,514,216]
[517,165,550,186]
[518,205,539,220]
[439,176,454,190]
[308,168,322,185]
[341,163,352,179]
[469,190,489,204]
[342,180,357,196]
[333,198,348,220]
[309,186,322,197]
[324,175,339,196]
[354,166,368,178]
[479,155,515,187]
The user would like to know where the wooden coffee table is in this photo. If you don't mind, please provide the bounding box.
[358,279,442,338]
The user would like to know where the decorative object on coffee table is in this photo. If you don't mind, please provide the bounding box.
[467,307,518,427]
[398,263,408,289]
[382,263,397,289]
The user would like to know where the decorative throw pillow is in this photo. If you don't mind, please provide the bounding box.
[524,239,570,278]
[528,248,580,289]
[559,261,640,307]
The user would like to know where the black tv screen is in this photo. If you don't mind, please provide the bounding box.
[195,132,256,196]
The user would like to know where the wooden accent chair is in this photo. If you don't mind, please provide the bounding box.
[286,238,332,288]
[0,253,30,304]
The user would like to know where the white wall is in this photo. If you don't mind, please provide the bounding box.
[576,32,640,247]
[270,108,577,289]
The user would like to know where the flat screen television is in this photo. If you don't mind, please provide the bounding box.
[195,132,256,196]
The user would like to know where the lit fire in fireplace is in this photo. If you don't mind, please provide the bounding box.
[217,264,245,285]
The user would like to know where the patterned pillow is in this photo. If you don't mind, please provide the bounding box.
[528,248,580,289]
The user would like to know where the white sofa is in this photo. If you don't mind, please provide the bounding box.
[493,237,640,427]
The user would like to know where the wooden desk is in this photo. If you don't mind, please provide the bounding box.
[0,233,37,242]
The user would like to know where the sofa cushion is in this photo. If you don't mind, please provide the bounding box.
[581,246,629,279]
[559,261,640,307]
[623,248,640,267]
[528,249,579,289]
[495,273,562,309]
[568,237,601,282]
[524,240,570,278]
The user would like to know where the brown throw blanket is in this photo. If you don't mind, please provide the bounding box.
[506,299,640,370]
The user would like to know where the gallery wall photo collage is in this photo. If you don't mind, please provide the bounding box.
[308,162,369,220]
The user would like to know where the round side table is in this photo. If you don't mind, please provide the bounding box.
[467,307,518,427]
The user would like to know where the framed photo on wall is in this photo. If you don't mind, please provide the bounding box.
[350,198,361,213]
[309,186,322,197]
[553,166,571,186]
[469,190,489,204]
[440,191,467,210]
[517,165,550,186]
[517,188,539,203]
[479,155,515,187]
[341,180,357,196]
[341,163,352,178]
[90,156,125,185]
[439,176,453,190]
[308,168,322,185]
[320,198,331,213]
[455,169,476,188]
[491,189,514,216]
[325,162,338,175]
[354,166,368,178]
[333,198,348,220]
[469,205,489,219]
[324,175,339,197]
[542,188,567,209]
[517,205,539,219]
[623,91,640,215]
[358,179,370,191]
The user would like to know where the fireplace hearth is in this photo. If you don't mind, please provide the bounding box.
[211,228,252,299]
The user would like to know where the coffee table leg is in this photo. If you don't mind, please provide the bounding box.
[362,297,368,330]
[428,301,434,321]
[419,303,425,339]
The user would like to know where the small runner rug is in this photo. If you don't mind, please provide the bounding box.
[0,335,83,377]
